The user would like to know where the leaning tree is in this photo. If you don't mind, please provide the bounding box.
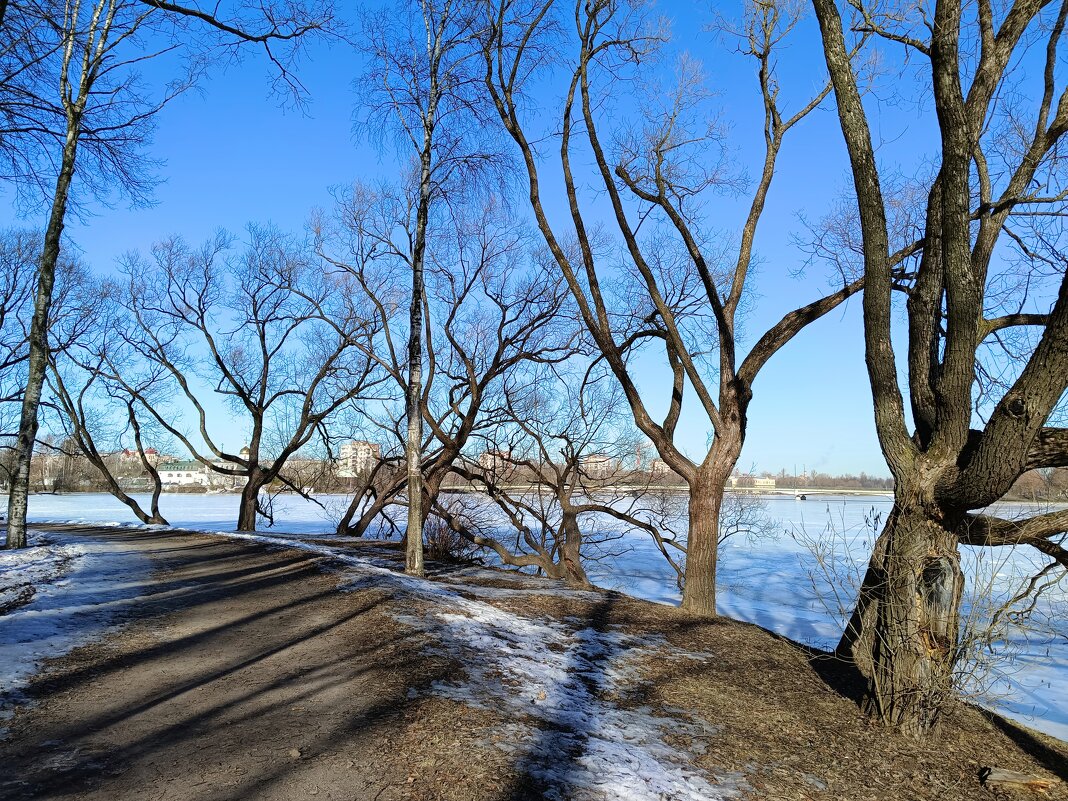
[45,274,172,525]
[813,0,1068,735]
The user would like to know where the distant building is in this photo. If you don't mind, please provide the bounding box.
[478,450,512,472]
[650,459,674,479]
[159,460,208,486]
[730,474,775,490]
[118,447,163,465]
[338,440,381,478]
[580,454,616,480]
[634,442,652,471]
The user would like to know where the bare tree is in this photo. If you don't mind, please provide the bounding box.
[111,226,382,531]
[315,183,576,545]
[44,275,170,524]
[447,358,778,587]
[1,231,94,490]
[812,0,1068,735]
[0,230,36,465]
[2,0,337,548]
[480,0,883,613]
[357,0,498,577]
[449,366,638,584]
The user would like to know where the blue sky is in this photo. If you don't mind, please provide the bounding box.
[0,1,935,477]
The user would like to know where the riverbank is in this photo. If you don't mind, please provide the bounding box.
[18,491,1068,741]
[2,524,1066,800]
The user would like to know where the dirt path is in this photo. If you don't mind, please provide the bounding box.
[1,525,1066,801]
[0,527,536,800]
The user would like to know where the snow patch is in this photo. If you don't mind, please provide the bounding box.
[0,530,153,727]
[178,527,747,799]
[398,600,737,800]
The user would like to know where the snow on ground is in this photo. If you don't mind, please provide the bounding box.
[0,529,153,729]
[0,533,76,613]
[22,491,1068,741]
[399,603,740,800]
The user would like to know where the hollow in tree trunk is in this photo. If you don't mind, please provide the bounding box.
[837,500,964,737]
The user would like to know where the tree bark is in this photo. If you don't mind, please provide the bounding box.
[237,470,267,532]
[837,496,963,737]
[681,463,730,615]
[5,120,79,549]
[404,109,435,578]
[809,0,1068,738]
[556,509,589,586]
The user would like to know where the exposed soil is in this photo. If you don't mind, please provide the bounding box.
[1,525,1065,800]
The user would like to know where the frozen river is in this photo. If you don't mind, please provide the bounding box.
[25,490,1068,739]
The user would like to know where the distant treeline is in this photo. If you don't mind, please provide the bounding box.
[769,472,894,491]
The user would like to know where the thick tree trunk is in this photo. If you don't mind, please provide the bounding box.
[6,120,79,549]
[838,499,964,737]
[556,510,589,586]
[681,465,727,615]
[237,473,266,532]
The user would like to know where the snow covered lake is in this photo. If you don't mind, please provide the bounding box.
[23,490,1068,740]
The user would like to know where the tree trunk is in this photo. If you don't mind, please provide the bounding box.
[404,152,432,578]
[681,465,727,615]
[6,117,79,549]
[337,471,389,536]
[337,492,361,536]
[237,472,266,532]
[349,489,395,537]
[404,394,424,573]
[837,500,964,737]
[557,510,589,586]
[109,480,167,526]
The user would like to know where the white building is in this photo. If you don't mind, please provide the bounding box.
[580,454,616,480]
[158,460,208,486]
[650,459,674,479]
[338,440,381,478]
[478,450,513,472]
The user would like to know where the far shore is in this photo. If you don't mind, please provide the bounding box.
[22,487,1067,505]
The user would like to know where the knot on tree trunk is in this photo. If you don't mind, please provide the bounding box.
[1005,395,1028,420]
